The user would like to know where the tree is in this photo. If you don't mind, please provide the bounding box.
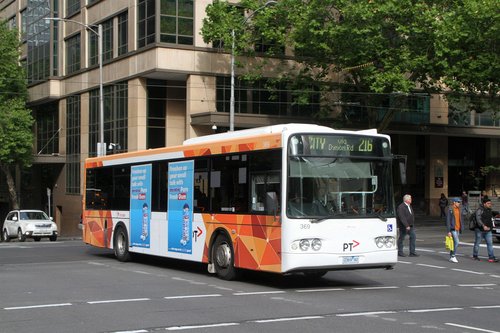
[201,0,499,129]
[0,22,34,210]
[433,0,500,119]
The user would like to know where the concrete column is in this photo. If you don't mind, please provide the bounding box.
[186,74,216,139]
[426,136,448,216]
[128,78,147,151]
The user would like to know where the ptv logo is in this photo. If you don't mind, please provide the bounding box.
[343,240,360,252]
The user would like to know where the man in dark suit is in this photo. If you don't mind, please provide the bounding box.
[397,194,419,257]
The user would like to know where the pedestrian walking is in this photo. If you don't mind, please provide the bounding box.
[397,194,418,257]
[439,193,448,218]
[461,191,469,212]
[472,198,499,262]
[446,198,465,263]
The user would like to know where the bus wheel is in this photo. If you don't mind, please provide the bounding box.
[114,226,131,262]
[212,235,238,280]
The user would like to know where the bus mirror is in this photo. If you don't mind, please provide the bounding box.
[266,191,279,220]
[393,155,407,185]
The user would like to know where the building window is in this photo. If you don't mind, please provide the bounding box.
[66,95,81,194]
[138,0,156,48]
[20,9,27,42]
[216,76,317,118]
[147,79,167,149]
[160,0,194,45]
[66,0,80,17]
[118,12,128,56]
[65,33,81,74]
[26,3,51,84]
[89,82,128,157]
[36,103,59,155]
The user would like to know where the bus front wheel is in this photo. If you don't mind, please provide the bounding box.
[212,235,238,280]
[114,226,131,262]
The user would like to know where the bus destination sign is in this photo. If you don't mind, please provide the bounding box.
[290,134,390,157]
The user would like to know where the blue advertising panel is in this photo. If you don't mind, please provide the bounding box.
[168,160,194,254]
[130,164,152,248]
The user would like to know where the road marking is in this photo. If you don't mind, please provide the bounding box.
[112,330,148,333]
[233,291,286,296]
[407,307,462,313]
[165,323,239,330]
[253,315,324,323]
[458,283,496,287]
[87,298,150,304]
[337,311,397,317]
[445,323,500,333]
[451,268,484,275]
[296,288,345,293]
[4,303,72,310]
[408,284,450,288]
[164,294,222,300]
[352,286,399,290]
[471,305,500,309]
[416,264,445,269]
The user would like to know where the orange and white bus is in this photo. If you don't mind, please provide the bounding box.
[83,124,397,280]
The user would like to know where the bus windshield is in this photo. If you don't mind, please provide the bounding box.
[287,135,394,219]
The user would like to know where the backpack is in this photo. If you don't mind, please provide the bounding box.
[468,212,478,231]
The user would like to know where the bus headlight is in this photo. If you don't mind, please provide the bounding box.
[375,236,395,248]
[299,239,310,251]
[311,238,322,251]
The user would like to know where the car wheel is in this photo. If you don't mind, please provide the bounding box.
[114,226,131,262]
[212,234,239,280]
[3,229,10,242]
[49,235,57,242]
[33,237,41,242]
[17,229,26,242]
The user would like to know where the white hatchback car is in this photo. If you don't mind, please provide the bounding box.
[2,210,58,242]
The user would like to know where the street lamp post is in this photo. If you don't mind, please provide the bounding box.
[229,1,277,132]
[47,18,105,156]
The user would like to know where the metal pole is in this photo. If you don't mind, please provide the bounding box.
[228,1,277,132]
[46,17,105,157]
[97,24,105,157]
[229,29,235,132]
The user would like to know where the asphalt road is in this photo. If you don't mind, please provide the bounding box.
[0,223,499,333]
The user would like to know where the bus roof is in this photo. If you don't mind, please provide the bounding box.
[85,124,384,167]
[183,123,334,145]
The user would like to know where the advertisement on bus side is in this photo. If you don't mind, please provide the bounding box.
[130,164,152,248]
[168,160,194,254]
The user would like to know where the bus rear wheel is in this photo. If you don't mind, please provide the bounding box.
[114,226,131,262]
[212,235,238,280]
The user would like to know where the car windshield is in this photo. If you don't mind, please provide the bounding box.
[287,156,395,219]
[20,211,49,220]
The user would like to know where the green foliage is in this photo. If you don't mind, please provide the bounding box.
[0,21,26,100]
[201,0,499,122]
[0,98,34,168]
[0,22,34,208]
[480,165,500,176]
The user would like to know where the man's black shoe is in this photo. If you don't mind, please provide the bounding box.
[472,256,481,261]
[398,253,406,257]
[409,253,420,257]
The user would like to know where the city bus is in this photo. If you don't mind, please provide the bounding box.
[82,124,397,280]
